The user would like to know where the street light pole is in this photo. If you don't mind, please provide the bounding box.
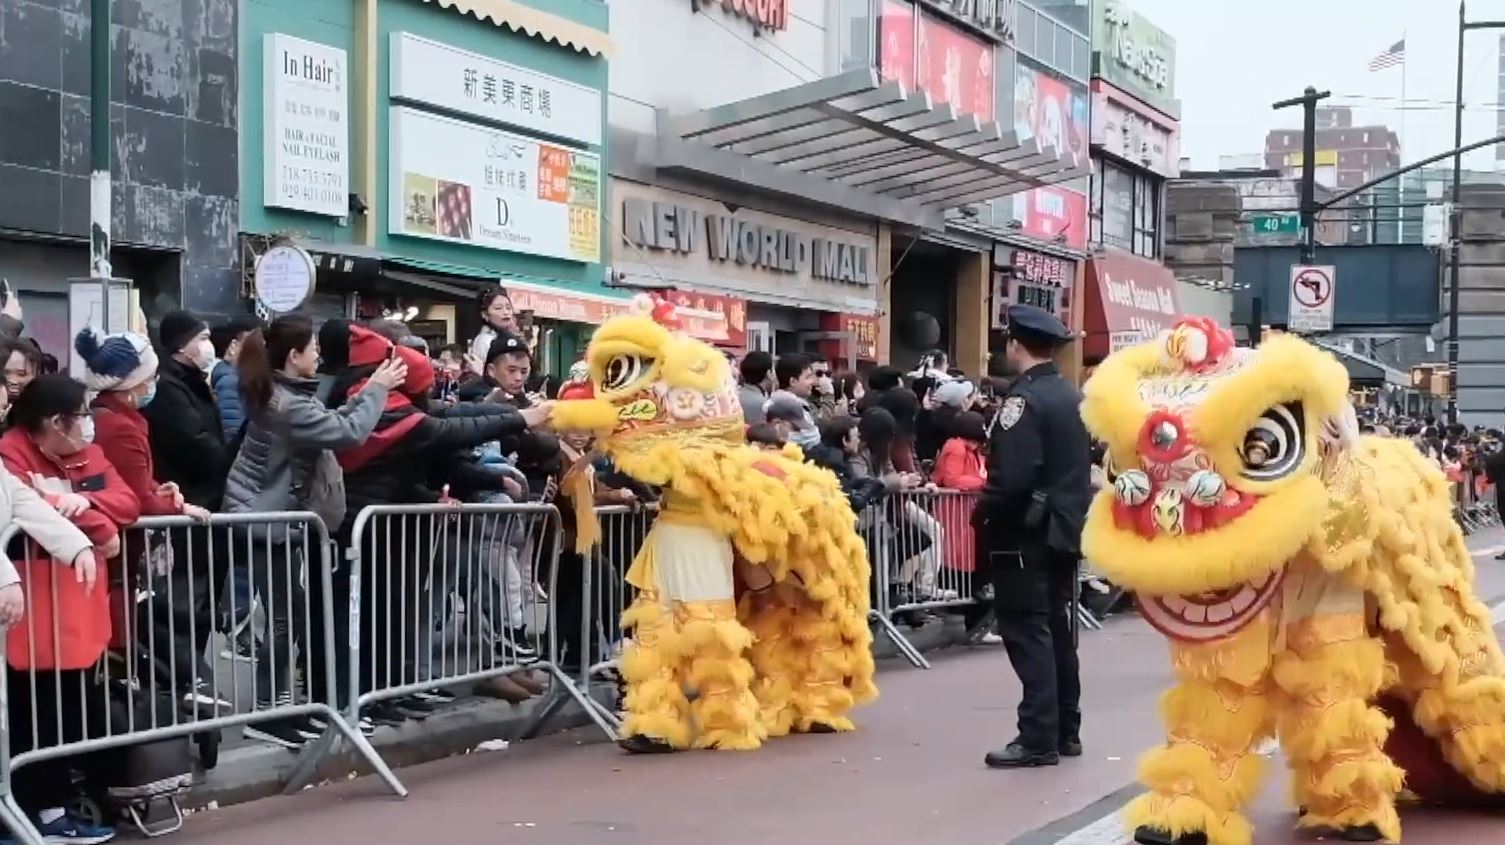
[90,0,112,329]
[1273,87,1332,266]
[1448,1,1466,425]
[1446,3,1505,424]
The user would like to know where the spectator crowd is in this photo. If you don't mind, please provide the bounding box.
[0,289,1019,843]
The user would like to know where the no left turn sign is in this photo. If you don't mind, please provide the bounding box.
[1287,264,1335,333]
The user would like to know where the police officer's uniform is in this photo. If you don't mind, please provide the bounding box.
[978,305,1091,769]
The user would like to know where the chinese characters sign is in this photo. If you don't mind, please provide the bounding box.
[390,33,603,147]
[263,34,348,217]
[389,107,601,263]
[819,313,880,362]
[991,247,1075,330]
[664,290,748,348]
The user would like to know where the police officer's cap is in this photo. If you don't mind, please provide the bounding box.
[1003,305,1074,347]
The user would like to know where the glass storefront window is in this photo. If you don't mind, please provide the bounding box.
[837,0,875,73]
[1092,158,1163,259]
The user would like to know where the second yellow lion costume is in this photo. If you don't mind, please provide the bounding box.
[1081,318,1505,845]
[551,295,876,752]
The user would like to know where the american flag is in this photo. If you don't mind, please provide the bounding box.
[1367,38,1406,71]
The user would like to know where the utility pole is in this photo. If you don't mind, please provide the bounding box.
[1445,2,1505,424]
[1273,86,1332,265]
[90,0,112,329]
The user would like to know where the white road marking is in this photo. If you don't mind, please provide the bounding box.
[1050,808,1130,845]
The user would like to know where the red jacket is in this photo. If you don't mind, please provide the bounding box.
[0,428,140,670]
[931,437,986,492]
[92,392,182,517]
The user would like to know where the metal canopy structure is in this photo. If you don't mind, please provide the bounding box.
[654,68,1089,231]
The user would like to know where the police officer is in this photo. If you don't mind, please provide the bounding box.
[979,304,1091,769]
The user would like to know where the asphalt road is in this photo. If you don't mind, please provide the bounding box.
[174,531,1505,845]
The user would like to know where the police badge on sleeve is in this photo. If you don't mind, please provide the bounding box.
[997,396,1025,430]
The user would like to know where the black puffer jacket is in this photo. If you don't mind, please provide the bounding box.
[804,442,886,514]
[334,396,525,540]
[143,357,231,508]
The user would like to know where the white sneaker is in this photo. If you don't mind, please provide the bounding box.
[976,632,1003,645]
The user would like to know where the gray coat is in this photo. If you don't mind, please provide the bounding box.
[223,373,388,537]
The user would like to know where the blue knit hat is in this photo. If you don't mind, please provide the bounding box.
[74,327,158,393]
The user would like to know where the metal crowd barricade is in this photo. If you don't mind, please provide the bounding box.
[342,503,600,745]
[527,504,653,742]
[0,512,399,845]
[863,489,985,670]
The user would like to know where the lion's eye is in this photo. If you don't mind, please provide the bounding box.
[1239,402,1305,481]
[602,354,653,392]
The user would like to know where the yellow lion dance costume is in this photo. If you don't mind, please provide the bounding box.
[550,294,876,753]
[1081,317,1505,845]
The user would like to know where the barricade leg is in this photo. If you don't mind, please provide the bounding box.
[517,662,620,742]
[289,539,406,799]
[0,791,45,845]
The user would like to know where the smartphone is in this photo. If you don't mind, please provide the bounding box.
[0,278,10,309]
[385,344,397,362]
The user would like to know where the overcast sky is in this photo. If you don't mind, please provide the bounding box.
[1133,0,1505,171]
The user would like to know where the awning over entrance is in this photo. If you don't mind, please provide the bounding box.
[418,0,613,57]
[655,68,1090,231]
[265,237,734,341]
[1083,250,1183,361]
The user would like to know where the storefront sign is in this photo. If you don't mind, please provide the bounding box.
[1091,86,1179,177]
[1094,1,1176,117]
[1009,185,1089,250]
[1084,250,1181,358]
[389,107,601,263]
[879,2,996,121]
[263,34,348,217]
[505,280,629,325]
[621,197,874,286]
[991,247,1075,330]
[819,313,880,361]
[663,290,748,348]
[390,33,603,147]
[500,280,735,342]
[692,0,788,32]
[253,244,316,312]
[916,0,1015,42]
[613,182,880,315]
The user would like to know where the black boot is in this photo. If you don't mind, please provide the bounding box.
[1338,824,1383,842]
[1133,827,1208,845]
[618,734,676,754]
[984,742,1059,768]
[1059,736,1083,757]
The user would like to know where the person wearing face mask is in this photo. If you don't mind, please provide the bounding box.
[76,327,226,718]
[143,310,230,514]
[141,310,237,714]
[0,374,139,844]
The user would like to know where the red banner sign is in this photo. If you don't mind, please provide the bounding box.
[1009,185,1088,250]
[879,0,995,122]
[1084,251,1182,360]
[663,289,748,348]
[820,312,880,363]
